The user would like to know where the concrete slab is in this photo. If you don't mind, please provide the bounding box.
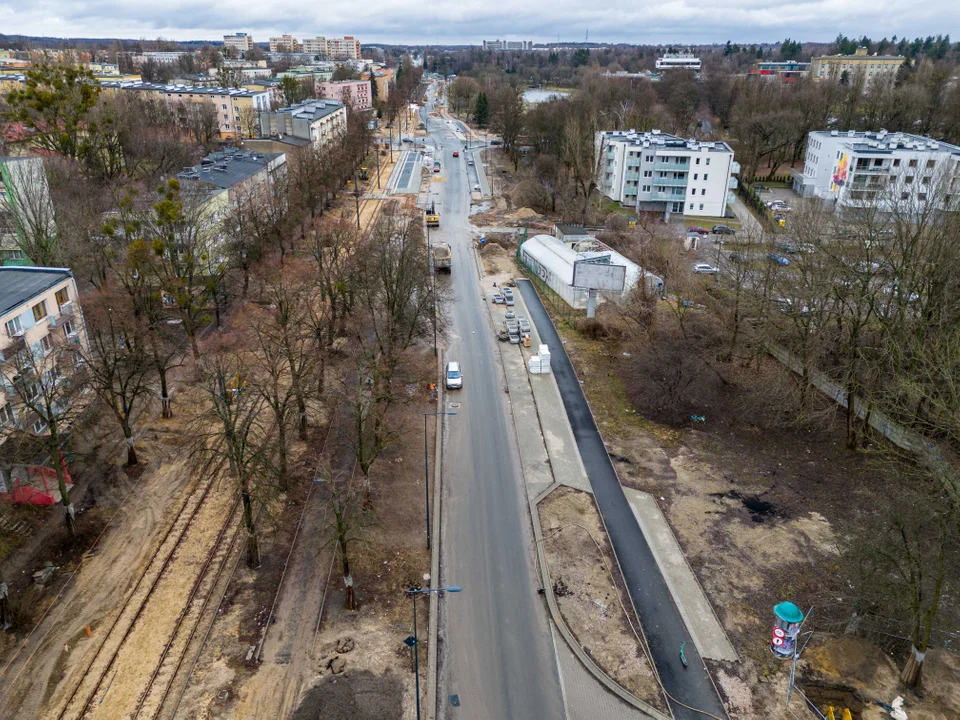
[622,488,739,663]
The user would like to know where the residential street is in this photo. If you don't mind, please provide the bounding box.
[427,94,567,720]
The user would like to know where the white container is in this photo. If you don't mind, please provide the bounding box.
[528,355,545,374]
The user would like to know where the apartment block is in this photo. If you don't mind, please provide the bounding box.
[98,81,271,138]
[269,35,300,53]
[749,60,809,82]
[482,40,533,51]
[131,52,188,65]
[793,129,960,211]
[223,32,255,53]
[258,99,347,148]
[1,267,86,441]
[810,47,905,88]
[317,80,372,110]
[597,130,739,219]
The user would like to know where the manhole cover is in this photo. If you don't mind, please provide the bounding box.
[449,695,461,707]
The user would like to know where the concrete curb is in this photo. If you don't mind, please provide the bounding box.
[426,350,445,719]
[475,247,668,720]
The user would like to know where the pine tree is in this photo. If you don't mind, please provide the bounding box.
[473,92,489,128]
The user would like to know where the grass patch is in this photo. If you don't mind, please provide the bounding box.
[683,215,742,229]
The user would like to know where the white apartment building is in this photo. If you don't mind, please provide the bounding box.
[483,40,533,51]
[655,52,701,71]
[223,33,255,53]
[325,37,361,59]
[258,99,347,148]
[597,130,739,219]
[794,130,960,211]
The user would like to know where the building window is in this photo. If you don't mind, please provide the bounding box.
[706,158,711,166]
[922,176,931,185]
[39,334,52,353]
[919,193,927,201]
[62,320,75,337]
[693,173,698,180]
[689,203,694,210]
[643,170,651,178]
[55,287,69,309]
[4,316,23,337]
[905,176,914,184]
[703,174,708,181]
[695,158,701,165]
[908,159,918,168]
[24,383,40,401]
[642,185,650,192]
[32,301,48,322]
[901,192,910,200]
[645,155,653,162]
[699,203,704,211]
[926,159,936,169]
[32,418,47,435]
[893,159,901,167]
[222,104,227,109]
[0,403,12,426]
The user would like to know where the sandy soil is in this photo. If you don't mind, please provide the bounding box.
[0,428,192,720]
[539,486,668,713]
[540,305,960,720]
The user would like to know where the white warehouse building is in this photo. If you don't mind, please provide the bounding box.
[518,232,661,310]
[793,129,960,212]
[597,130,739,220]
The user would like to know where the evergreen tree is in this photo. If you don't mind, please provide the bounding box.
[473,92,489,128]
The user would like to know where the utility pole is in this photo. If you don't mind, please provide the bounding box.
[353,172,361,229]
[376,140,381,189]
[405,585,463,720]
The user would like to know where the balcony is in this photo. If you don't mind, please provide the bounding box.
[731,161,741,175]
[624,172,640,181]
[653,176,688,187]
[649,191,685,201]
[654,160,689,172]
[853,164,890,174]
[728,177,738,190]
[0,334,26,363]
[48,303,75,329]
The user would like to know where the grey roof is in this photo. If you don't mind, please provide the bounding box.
[177,148,284,190]
[601,129,733,153]
[0,267,73,318]
[811,130,960,155]
[275,99,345,122]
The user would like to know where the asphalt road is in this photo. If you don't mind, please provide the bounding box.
[516,279,729,720]
[428,92,566,720]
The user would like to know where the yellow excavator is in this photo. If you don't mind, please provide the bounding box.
[425,201,440,228]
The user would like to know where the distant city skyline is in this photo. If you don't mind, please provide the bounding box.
[0,0,955,47]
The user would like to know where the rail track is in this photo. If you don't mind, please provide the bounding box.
[54,470,235,720]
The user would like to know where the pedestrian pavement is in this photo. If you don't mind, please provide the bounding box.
[730,195,763,236]
[517,278,729,720]
[624,489,739,663]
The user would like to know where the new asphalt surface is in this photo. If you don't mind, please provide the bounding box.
[517,279,728,720]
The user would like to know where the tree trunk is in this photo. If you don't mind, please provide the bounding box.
[277,419,289,491]
[123,422,138,466]
[241,486,260,568]
[846,383,857,449]
[900,645,924,687]
[340,541,356,610]
[189,332,202,377]
[297,396,308,441]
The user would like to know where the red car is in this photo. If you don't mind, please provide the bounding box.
[452,151,459,157]
[687,226,710,235]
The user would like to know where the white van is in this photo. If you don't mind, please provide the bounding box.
[445,361,463,389]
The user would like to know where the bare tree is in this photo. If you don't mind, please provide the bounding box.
[1,157,60,266]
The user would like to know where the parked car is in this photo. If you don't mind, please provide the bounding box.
[505,295,515,306]
[768,201,792,212]
[502,287,513,299]
[473,184,481,193]
[490,139,503,145]
[692,263,719,275]
[767,254,790,266]
[467,158,475,165]
[687,226,710,235]
[505,309,516,319]
[712,224,736,235]
[492,293,504,304]
[445,361,462,389]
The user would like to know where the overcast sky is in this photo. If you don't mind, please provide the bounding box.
[1,0,955,46]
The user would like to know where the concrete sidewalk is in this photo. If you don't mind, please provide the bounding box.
[624,489,738,663]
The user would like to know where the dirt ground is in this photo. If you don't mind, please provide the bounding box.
[479,242,517,279]
[538,302,960,720]
[177,348,437,720]
[539,486,668,713]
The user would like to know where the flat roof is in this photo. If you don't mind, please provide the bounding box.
[601,129,732,153]
[275,99,345,122]
[177,148,284,189]
[811,130,960,155]
[99,80,269,97]
[0,267,73,318]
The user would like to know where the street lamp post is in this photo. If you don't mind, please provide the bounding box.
[405,585,462,720]
[376,140,381,189]
[420,411,456,550]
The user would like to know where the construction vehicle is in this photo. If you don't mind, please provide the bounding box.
[432,243,452,273]
[425,202,440,228]
[358,166,369,181]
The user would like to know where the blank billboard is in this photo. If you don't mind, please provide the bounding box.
[572,260,626,293]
